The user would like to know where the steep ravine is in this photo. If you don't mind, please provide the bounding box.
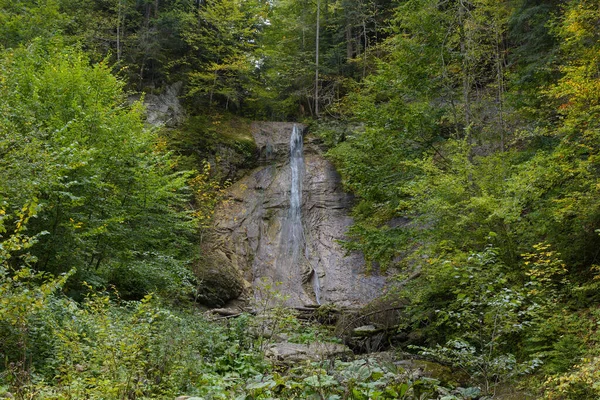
[197,122,386,308]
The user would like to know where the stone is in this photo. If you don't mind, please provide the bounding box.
[174,397,204,400]
[352,325,382,337]
[141,82,186,128]
[251,121,302,162]
[396,359,465,384]
[249,326,289,342]
[208,122,386,308]
[211,307,241,317]
[192,242,245,307]
[265,341,352,364]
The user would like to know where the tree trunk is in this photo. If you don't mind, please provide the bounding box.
[459,0,471,129]
[116,0,122,62]
[346,25,353,59]
[495,28,506,151]
[315,0,320,117]
[362,19,368,78]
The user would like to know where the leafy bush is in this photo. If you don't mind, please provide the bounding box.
[0,41,197,298]
[242,358,451,399]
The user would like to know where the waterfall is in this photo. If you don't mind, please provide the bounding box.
[282,124,305,281]
[272,124,321,305]
[213,121,387,309]
[291,125,322,305]
[289,124,303,236]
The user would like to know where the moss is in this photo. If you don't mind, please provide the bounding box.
[211,113,255,145]
[399,359,469,387]
[161,112,257,180]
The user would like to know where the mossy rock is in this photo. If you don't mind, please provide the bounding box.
[162,112,257,181]
[397,359,469,386]
[193,248,245,308]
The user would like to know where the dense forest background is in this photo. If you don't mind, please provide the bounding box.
[1,0,600,398]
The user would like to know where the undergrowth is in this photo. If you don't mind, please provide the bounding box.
[2,208,599,399]
[0,252,487,400]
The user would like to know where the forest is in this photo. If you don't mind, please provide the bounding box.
[1,0,599,398]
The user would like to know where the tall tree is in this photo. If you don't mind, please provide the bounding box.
[179,0,266,111]
[315,0,320,117]
[257,0,393,119]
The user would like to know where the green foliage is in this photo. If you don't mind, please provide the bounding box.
[56,0,195,89]
[258,0,396,119]
[35,293,263,399]
[0,208,527,399]
[0,220,262,399]
[1,234,471,400]
[2,286,267,398]
[180,0,266,112]
[315,2,600,394]
[163,112,256,180]
[3,0,600,397]
[0,0,66,48]
[0,41,196,298]
[241,358,460,399]
[401,246,539,391]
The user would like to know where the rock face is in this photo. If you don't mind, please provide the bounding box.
[204,122,386,308]
[133,82,186,128]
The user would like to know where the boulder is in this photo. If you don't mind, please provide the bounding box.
[396,359,466,385]
[142,82,185,128]
[192,242,246,307]
[352,325,383,337]
[265,341,352,364]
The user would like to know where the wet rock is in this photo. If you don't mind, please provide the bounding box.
[208,122,386,308]
[251,121,304,162]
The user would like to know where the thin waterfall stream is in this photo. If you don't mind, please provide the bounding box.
[288,124,304,253]
[273,124,321,305]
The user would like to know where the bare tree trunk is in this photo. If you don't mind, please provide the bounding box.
[458,0,471,134]
[209,69,218,106]
[459,0,471,129]
[116,0,122,63]
[362,19,368,79]
[302,0,307,50]
[315,0,320,117]
[495,28,506,151]
[346,25,353,59]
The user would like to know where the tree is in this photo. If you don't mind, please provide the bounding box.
[0,41,196,298]
[315,0,320,117]
[0,0,65,48]
[178,0,266,112]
